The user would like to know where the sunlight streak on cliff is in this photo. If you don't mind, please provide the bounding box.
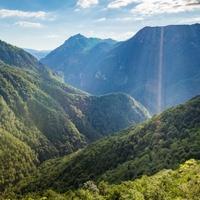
[157,27,164,113]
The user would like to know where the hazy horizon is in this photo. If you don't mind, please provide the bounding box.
[1,22,200,51]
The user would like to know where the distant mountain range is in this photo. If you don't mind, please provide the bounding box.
[41,24,200,113]
[41,34,117,87]
[24,48,51,60]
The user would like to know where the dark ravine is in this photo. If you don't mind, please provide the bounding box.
[42,24,200,114]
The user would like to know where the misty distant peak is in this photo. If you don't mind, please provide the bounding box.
[68,33,87,40]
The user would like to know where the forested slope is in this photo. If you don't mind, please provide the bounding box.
[19,96,200,193]
[16,159,200,200]
[0,40,149,193]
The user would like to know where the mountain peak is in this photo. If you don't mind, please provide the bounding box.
[57,34,105,52]
[62,34,90,47]
[74,33,85,37]
[67,33,87,41]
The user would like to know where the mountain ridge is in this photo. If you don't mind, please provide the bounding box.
[41,35,117,88]
[41,24,200,113]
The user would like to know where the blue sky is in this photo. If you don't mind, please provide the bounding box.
[0,0,200,50]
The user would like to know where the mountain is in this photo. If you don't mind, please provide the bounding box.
[41,34,117,88]
[24,49,51,60]
[0,40,149,192]
[18,95,200,194]
[90,24,200,114]
[0,40,40,69]
[15,159,200,200]
[42,24,200,113]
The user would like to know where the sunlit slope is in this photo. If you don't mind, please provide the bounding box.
[19,96,200,193]
[19,159,200,200]
[0,128,37,193]
[0,64,149,155]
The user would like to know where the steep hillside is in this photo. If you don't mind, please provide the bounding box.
[41,34,116,88]
[19,95,200,193]
[0,40,39,69]
[0,40,149,192]
[90,24,200,113]
[0,128,37,194]
[43,24,200,113]
[16,159,200,200]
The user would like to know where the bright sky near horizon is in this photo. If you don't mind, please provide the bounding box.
[0,0,200,50]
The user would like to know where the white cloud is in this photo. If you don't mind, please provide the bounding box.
[77,0,99,8]
[96,17,106,22]
[179,17,200,24]
[108,31,135,40]
[115,16,144,21]
[0,9,48,19]
[99,31,135,40]
[15,21,44,28]
[115,17,130,21]
[131,0,200,16]
[46,34,60,39]
[115,17,133,21]
[108,0,200,14]
[117,31,135,39]
[108,0,140,9]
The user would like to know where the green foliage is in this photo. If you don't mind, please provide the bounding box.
[15,159,200,200]
[84,94,150,139]
[0,128,37,194]
[0,40,149,193]
[19,96,200,193]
